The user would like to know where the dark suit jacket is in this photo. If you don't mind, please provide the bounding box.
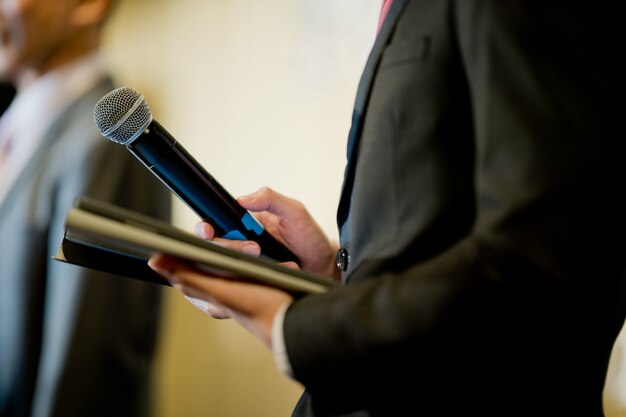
[285,1,626,416]
[0,77,171,417]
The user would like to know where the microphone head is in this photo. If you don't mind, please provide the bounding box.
[93,86,153,145]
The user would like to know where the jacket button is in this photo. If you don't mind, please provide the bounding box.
[336,248,350,272]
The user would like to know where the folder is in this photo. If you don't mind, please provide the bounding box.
[53,196,339,296]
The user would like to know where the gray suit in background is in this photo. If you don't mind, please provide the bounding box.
[0,77,171,417]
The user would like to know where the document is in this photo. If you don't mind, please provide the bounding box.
[54,196,339,296]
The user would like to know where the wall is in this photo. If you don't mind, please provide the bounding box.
[102,1,379,416]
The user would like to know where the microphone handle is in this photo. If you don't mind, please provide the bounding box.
[128,120,299,263]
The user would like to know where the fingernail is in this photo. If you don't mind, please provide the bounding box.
[237,194,253,204]
[195,222,209,239]
[238,189,261,202]
[147,256,162,271]
[242,243,261,256]
[148,256,178,283]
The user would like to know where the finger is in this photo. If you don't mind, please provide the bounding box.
[184,295,231,319]
[237,186,303,219]
[194,221,216,240]
[149,253,267,311]
[148,253,184,284]
[194,220,262,256]
[211,239,261,256]
[165,262,291,316]
[281,261,300,270]
[149,254,233,318]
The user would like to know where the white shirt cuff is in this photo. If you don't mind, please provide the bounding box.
[271,300,294,379]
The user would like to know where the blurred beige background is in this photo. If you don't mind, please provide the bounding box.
[100,1,626,416]
[101,1,379,416]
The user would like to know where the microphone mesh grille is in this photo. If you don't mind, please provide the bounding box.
[93,86,152,144]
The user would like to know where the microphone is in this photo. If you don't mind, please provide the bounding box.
[93,86,298,263]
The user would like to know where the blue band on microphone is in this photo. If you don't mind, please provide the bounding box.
[222,214,262,241]
[223,230,247,241]
[241,212,264,235]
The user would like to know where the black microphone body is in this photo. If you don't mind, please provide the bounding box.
[94,88,298,263]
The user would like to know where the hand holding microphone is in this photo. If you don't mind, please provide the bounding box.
[93,87,299,263]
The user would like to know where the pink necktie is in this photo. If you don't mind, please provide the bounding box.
[377,0,394,32]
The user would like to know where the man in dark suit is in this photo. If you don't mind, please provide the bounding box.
[148,1,626,416]
[0,0,171,416]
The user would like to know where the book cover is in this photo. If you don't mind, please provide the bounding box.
[54,196,339,296]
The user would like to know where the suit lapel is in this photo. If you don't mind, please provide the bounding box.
[0,77,113,217]
[337,0,409,227]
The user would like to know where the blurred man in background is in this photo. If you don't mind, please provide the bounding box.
[0,0,171,416]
